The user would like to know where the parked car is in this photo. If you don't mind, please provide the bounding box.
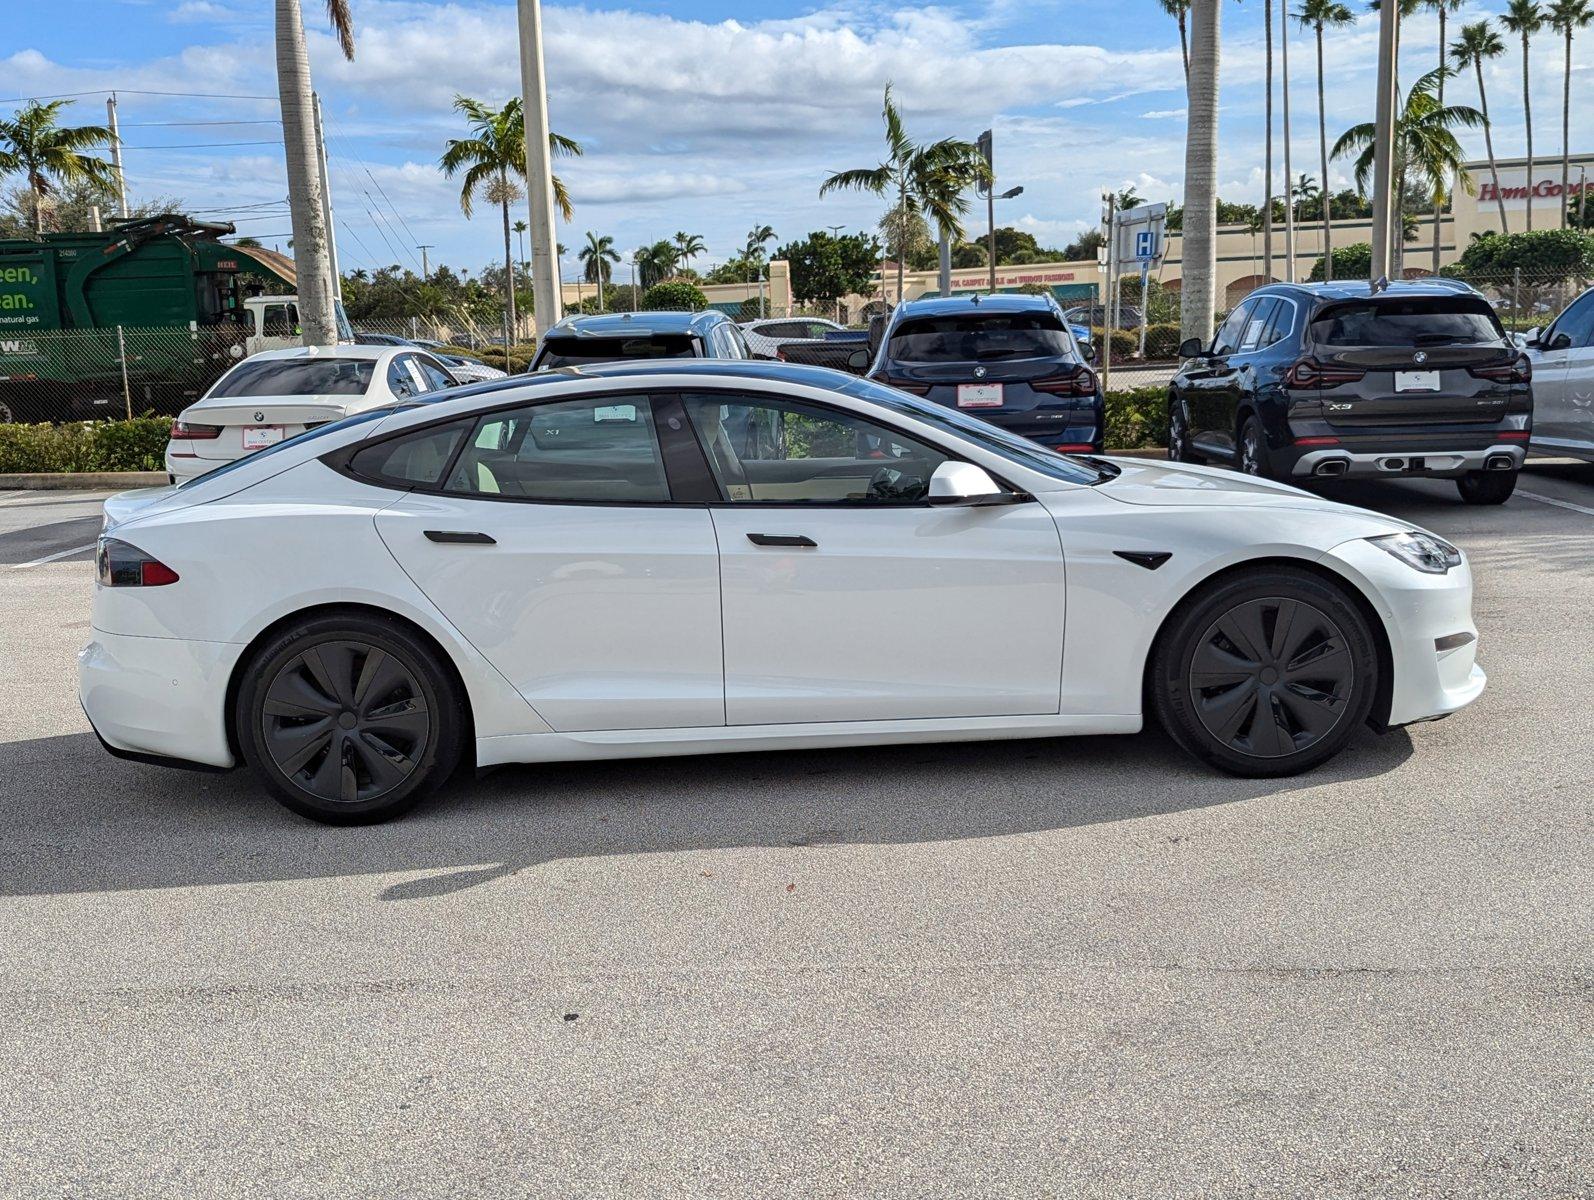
[85,359,1485,823]
[352,332,504,384]
[1168,279,1532,504]
[865,293,1104,454]
[164,345,462,484]
[1063,303,1144,330]
[528,310,750,370]
[739,316,849,359]
[1521,286,1594,462]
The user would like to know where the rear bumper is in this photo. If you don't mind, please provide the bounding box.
[1289,442,1526,479]
[79,629,241,769]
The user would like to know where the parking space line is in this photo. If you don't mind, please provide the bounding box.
[1516,489,1594,518]
[9,542,98,570]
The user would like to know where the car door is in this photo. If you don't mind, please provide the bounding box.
[1186,298,1257,454]
[1531,290,1594,449]
[367,393,725,732]
[679,389,1067,725]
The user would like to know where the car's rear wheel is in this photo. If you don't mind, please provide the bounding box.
[236,613,463,824]
[1168,401,1201,463]
[1151,567,1379,778]
[1456,468,1517,505]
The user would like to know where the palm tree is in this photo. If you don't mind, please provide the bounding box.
[578,232,619,311]
[1547,0,1594,227]
[274,0,354,345]
[672,231,706,269]
[1161,0,1192,81]
[1501,0,1544,230]
[820,85,990,302]
[1452,20,1511,232]
[636,240,678,289]
[1181,0,1222,342]
[1263,0,1276,278]
[1297,0,1355,280]
[0,100,116,234]
[513,218,528,272]
[744,224,776,263]
[441,96,582,337]
[1333,67,1483,274]
[1421,0,1467,268]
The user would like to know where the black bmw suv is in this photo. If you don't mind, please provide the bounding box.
[865,293,1104,453]
[1168,279,1532,504]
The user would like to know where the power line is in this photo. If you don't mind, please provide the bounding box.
[121,119,282,128]
[0,88,277,104]
[123,140,281,150]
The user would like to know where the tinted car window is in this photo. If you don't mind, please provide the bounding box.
[443,396,669,502]
[889,313,1075,362]
[1262,298,1296,347]
[536,335,698,368]
[1310,298,1505,346]
[415,356,457,390]
[387,356,421,398]
[1548,290,1594,346]
[208,358,375,398]
[348,422,467,487]
[1212,300,1256,355]
[1239,299,1278,352]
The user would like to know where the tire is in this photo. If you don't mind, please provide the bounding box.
[1150,567,1379,778]
[235,612,464,824]
[1237,413,1271,479]
[1168,400,1202,463]
[1456,468,1517,505]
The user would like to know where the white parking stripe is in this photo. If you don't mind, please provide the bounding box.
[1516,489,1594,518]
[9,542,98,569]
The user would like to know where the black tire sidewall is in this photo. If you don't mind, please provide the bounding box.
[1151,567,1379,778]
[1239,414,1271,479]
[236,613,462,824]
[1457,469,1517,504]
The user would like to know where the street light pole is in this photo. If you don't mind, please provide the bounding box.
[516,0,562,338]
[1368,0,1400,281]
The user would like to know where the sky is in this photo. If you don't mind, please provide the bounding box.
[2,0,1585,281]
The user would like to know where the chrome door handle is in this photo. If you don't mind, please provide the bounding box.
[746,533,817,548]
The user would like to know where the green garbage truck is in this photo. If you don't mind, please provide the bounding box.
[0,214,346,423]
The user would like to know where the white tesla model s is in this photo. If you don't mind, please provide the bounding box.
[81,361,1485,823]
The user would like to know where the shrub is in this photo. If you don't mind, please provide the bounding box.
[1089,326,1139,360]
[1309,243,1372,281]
[1103,386,1166,451]
[1443,228,1594,275]
[1142,323,1184,360]
[641,280,708,311]
[0,417,172,473]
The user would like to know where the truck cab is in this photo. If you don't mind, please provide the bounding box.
[241,295,355,357]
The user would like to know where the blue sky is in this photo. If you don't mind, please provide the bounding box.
[3,0,1577,279]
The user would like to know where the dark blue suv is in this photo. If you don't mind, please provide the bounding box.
[864,294,1104,453]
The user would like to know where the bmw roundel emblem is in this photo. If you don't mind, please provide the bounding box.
[973,365,987,379]
[1413,351,1427,364]
[254,410,265,421]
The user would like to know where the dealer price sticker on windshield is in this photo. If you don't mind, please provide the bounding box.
[957,383,1003,408]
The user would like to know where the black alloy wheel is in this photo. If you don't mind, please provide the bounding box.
[1456,468,1518,505]
[1169,404,1195,463]
[1238,415,1266,477]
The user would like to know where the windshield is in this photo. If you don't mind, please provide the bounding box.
[1310,298,1505,347]
[836,376,1104,485]
[209,358,376,398]
[175,407,398,491]
[889,313,1076,363]
[536,334,698,369]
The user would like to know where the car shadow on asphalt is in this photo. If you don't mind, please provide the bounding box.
[0,722,1414,900]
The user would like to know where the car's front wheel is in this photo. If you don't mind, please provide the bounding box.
[1151,567,1379,778]
[1456,468,1517,505]
[236,612,463,824]
[1168,401,1201,463]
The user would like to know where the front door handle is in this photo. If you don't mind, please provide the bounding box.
[747,533,817,548]
[424,530,496,545]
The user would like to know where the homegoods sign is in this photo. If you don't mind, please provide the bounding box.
[1473,161,1594,207]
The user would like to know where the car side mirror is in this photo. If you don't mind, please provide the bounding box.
[1522,326,1542,346]
[1178,337,1207,359]
[928,461,1024,507]
[1079,341,1096,363]
[846,348,870,372]
[1549,331,1574,351]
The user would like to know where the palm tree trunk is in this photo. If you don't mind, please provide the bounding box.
[274,0,339,346]
[500,172,518,336]
[1179,10,1190,85]
[1280,0,1294,281]
[29,180,44,235]
[1522,32,1535,231]
[1433,10,1447,273]
[1262,0,1274,279]
[1316,24,1333,281]
[1476,62,1510,231]
[1562,29,1572,228]
[896,177,907,303]
[1181,0,1222,343]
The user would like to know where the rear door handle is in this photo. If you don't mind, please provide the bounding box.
[747,533,817,548]
[423,530,496,545]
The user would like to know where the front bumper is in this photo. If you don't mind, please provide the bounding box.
[79,629,242,769]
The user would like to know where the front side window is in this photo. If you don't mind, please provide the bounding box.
[888,312,1074,363]
[261,303,298,337]
[443,395,670,502]
[1310,297,1507,347]
[682,392,948,504]
[208,357,375,398]
[1212,300,1256,356]
[1547,290,1594,347]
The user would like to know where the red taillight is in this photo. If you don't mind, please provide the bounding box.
[1052,442,1095,453]
[97,538,179,588]
[1497,430,1531,440]
[170,419,222,440]
[1033,370,1098,397]
[1285,358,1366,388]
[1294,436,1342,447]
[1468,356,1532,384]
[775,349,788,361]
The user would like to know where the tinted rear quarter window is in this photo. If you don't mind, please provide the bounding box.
[536,335,698,368]
[889,313,1074,362]
[1311,297,1505,346]
[210,358,375,398]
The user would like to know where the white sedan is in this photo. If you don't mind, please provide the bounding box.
[739,316,848,359]
[84,361,1486,824]
[165,344,464,482]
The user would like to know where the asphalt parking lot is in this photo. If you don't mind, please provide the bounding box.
[1,465,1590,1198]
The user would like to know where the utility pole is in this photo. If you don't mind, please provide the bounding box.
[1280,0,1295,282]
[106,94,129,219]
[517,0,562,337]
[1263,3,1274,280]
[311,92,340,295]
[1369,0,1400,281]
[417,244,433,279]
[977,129,997,292]
[938,232,952,297]
[1102,190,1117,393]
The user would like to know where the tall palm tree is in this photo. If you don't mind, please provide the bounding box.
[1181,0,1223,342]
[1297,0,1355,280]
[1161,0,1192,81]
[1500,0,1544,229]
[0,100,116,234]
[1452,20,1511,231]
[1547,0,1594,226]
[636,240,678,289]
[441,95,582,337]
[820,85,990,302]
[1263,0,1275,278]
[744,224,776,262]
[578,231,619,311]
[1333,67,1484,274]
[672,231,705,268]
[513,218,528,272]
[275,0,354,345]
[1422,0,1467,268]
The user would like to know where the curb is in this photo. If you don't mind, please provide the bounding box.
[0,472,169,491]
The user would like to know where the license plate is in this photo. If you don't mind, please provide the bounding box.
[242,425,285,449]
[957,383,1003,408]
[1395,370,1441,392]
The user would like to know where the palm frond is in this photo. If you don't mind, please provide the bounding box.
[325,0,356,60]
[819,165,892,197]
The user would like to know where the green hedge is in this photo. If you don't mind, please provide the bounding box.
[1103,386,1167,451]
[0,418,173,473]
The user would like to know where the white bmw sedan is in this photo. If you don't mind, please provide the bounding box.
[165,344,462,483]
[84,361,1486,824]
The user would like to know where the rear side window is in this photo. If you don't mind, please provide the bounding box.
[1310,297,1505,347]
[1238,299,1278,352]
[348,423,468,487]
[209,358,375,398]
[536,334,698,368]
[889,313,1074,362]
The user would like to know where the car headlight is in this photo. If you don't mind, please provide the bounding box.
[1368,531,1463,574]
